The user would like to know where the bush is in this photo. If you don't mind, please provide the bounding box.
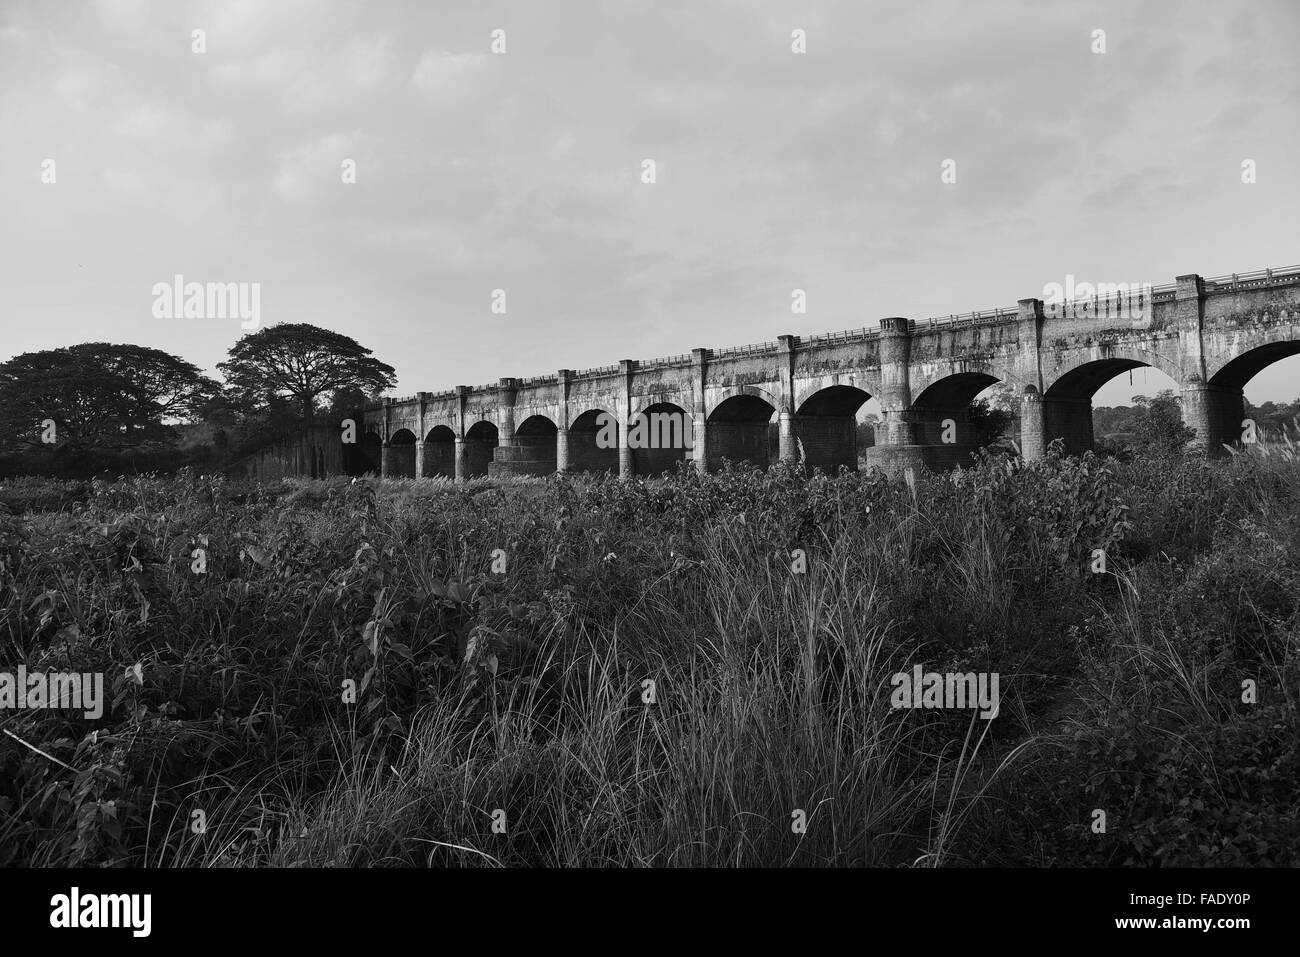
[1,453,1296,866]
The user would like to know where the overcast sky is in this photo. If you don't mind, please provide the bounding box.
[4,0,1299,408]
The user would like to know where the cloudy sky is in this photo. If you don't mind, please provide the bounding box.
[4,0,1299,407]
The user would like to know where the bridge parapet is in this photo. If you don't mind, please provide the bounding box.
[1205,264,1300,291]
[573,363,620,379]
[639,353,694,370]
[804,327,880,346]
[707,340,780,360]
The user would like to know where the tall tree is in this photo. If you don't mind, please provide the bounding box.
[1135,389,1196,454]
[0,344,216,455]
[217,323,396,424]
[967,397,1014,448]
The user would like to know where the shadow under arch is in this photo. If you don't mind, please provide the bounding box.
[512,414,559,474]
[423,424,456,478]
[567,408,618,474]
[387,428,417,478]
[630,401,691,476]
[794,384,873,473]
[464,421,498,478]
[707,393,775,471]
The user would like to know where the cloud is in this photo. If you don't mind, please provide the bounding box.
[53,71,103,108]
[211,34,396,114]
[2,0,1298,401]
[411,50,490,99]
[272,131,360,203]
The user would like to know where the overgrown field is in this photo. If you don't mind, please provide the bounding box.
[1,448,1297,867]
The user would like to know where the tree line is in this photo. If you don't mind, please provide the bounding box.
[0,324,395,478]
[1095,390,1300,455]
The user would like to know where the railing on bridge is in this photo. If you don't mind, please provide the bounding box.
[573,363,620,379]
[517,374,557,387]
[913,305,1018,331]
[804,326,882,345]
[639,352,694,370]
[1149,280,1178,303]
[706,340,779,359]
[1206,264,1300,291]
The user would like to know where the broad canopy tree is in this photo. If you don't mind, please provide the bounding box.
[0,343,217,455]
[217,323,396,425]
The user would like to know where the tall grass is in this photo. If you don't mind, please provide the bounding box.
[1,450,1297,867]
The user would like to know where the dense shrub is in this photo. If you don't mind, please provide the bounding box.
[0,450,1295,866]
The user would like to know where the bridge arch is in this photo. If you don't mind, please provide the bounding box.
[386,428,418,478]
[912,371,1002,410]
[707,392,777,470]
[517,414,557,432]
[794,384,873,474]
[1190,340,1300,449]
[906,372,1010,467]
[1207,339,1300,390]
[1039,351,1185,456]
[629,401,692,476]
[630,393,690,419]
[512,415,559,474]
[567,408,618,474]
[793,372,881,412]
[909,358,1023,405]
[706,384,783,418]
[423,424,456,478]
[464,420,498,479]
[1043,348,1184,398]
[513,404,561,432]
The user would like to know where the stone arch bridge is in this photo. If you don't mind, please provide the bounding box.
[358,265,1300,479]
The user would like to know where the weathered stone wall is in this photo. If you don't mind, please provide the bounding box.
[340,267,1300,479]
